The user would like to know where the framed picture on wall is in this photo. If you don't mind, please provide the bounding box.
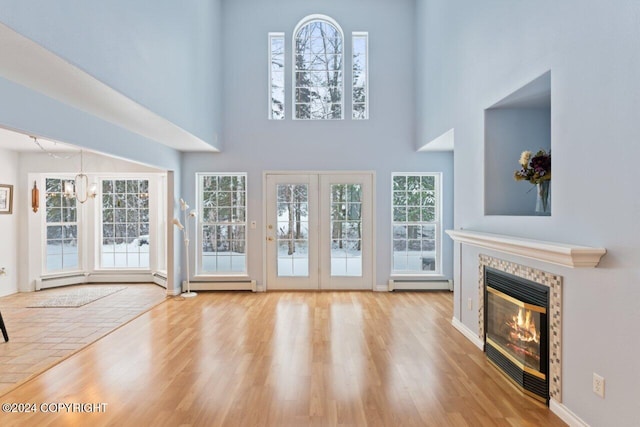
[0,184,13,214]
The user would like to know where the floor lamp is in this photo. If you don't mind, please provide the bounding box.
[173,198,197,298]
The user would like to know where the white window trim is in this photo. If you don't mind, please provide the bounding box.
[41,174,83,275]
[195,172,249,277]
[390,172,443,276]
[291,14,345,120]
[268,32,285,120]
[94,174,158,272]
[352,31,369,120]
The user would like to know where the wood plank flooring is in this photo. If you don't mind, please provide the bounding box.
[0,284,166,397]
[0,291,566,426]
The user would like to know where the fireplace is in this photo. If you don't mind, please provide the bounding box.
[484,267,549,403]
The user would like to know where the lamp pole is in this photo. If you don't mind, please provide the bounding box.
[179,199,197,298]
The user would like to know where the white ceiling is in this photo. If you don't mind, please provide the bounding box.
[0,23,217,153]
[0,127,74,152]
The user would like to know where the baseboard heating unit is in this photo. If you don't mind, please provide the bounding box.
[188,280,257,292]
[388,279,453,291]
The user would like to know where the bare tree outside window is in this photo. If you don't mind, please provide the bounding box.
[294,18,343,119]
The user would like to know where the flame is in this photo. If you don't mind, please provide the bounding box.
[510,307,539,344]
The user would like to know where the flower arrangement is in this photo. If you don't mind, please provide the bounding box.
[514,149,551,184]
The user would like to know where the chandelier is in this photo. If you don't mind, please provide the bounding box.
[63,149,98,203]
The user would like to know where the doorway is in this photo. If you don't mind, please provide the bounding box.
[265,172,374,290]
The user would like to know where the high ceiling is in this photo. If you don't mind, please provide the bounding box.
[0,23,217,153]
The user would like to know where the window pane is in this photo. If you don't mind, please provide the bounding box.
[392,174,441,274]
[198,174,248,274]
[294,19,343,120]
[44,177,78,272]
[352,33,368,120]
[269,33,285,120]
[100,179,150,269]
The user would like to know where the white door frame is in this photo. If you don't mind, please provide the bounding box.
[262,171,376,291]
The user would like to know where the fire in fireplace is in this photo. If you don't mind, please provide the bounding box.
[484,268,549,403]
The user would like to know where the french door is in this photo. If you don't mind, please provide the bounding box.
[265,173,373,290]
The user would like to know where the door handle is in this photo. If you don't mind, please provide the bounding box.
[267,237,274,241]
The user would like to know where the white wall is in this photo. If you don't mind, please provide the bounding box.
[417,0,640,425]
[0,147,19,297]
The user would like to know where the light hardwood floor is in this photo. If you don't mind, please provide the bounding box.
[0,291,566,426]
[0,284,166,397]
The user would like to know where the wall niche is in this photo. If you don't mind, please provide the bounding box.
[484,71,551,216]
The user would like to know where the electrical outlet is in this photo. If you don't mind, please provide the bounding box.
[593,373,605,398]
[467,298,473,311]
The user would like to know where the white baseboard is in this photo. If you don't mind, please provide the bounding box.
[188,280,256,292]
[550,399,589,427]
[374,284,389,292]
[388,279,452,291]
[451,316,484,350]
[165,287,182,297]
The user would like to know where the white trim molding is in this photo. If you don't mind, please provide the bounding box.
[451,317,484,350]
[446,229,606,268]
[549,399,589,427]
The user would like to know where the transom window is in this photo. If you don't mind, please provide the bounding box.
[269,32,285,120]
[392,173,442,274]
[293,15,344,120]
[197,173,248,275]
[352,32,369,120]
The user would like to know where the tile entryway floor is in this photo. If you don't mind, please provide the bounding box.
[0,284,167,396]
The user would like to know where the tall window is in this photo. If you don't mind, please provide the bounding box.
[352,32,369,120]
[269,32,285,120]
[392,173,441,274]
[45,178,79,272]
[198,173,247,274]
[100,179,150,269]
[293,15,344,120]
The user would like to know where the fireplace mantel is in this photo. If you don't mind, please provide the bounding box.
[446,229,606,268]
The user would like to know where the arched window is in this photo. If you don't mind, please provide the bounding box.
[292,15,344,120]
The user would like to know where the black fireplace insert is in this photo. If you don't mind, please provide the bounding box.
[484,267,549,403]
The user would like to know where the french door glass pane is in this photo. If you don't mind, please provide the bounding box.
[276,184,309,277]
[330,184,362,277]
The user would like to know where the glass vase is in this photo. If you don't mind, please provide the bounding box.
[535,181,550,215]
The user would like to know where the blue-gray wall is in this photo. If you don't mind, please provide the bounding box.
[417,0,640,425]
[0,0,222,147]
[485,108,551,215]
[181,0,453,288]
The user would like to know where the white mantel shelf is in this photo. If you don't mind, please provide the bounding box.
[446,229,607,268]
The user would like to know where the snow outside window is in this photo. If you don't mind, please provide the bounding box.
[293,16,344,120]
[44,178,79,272]
[352,32,368,120]
[392,173,441,274]
[269,33,285,120]
[198,173,247,275]
[100,179,150,269]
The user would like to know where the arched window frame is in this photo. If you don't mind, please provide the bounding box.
[292,14,345,120]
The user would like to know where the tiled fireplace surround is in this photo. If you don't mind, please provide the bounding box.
[478,254,563,402]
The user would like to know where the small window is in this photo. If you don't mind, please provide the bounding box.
[197,173,247,274]
[269,32,285,120]
[100,179,150,269]
[44,178,79,272]
[392,173,441,274]
[352,32,369,120]
[293,15,344,120]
